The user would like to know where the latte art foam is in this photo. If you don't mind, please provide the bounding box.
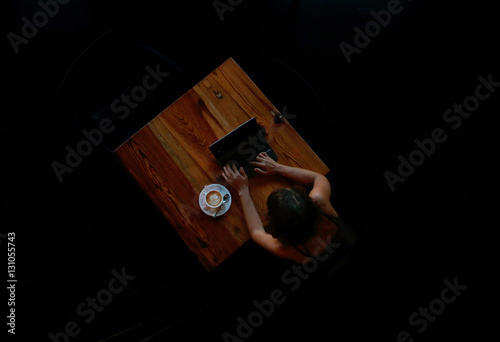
[206,191,222,206]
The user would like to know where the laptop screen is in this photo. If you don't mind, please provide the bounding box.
[209,117,261,158]
[209,117,278,176]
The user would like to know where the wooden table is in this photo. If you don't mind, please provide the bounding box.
[115,58,330,270]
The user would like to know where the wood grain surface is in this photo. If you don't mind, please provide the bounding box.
[115,58,330,270]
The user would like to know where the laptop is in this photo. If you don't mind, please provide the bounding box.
[210,117,278,177]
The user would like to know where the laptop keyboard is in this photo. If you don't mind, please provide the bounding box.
[210,118,278,177]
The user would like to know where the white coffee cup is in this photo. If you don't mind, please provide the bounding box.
[205,189,223,209]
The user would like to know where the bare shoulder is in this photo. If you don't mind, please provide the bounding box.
[310,192,338,218]
[251,230,285,255]
[309,174,331,195]
[275,244,311,264]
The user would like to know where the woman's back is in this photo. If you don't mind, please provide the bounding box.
[221,151,342,264]
[279,207,338,264]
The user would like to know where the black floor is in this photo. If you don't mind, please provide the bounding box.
[3,0,499,341]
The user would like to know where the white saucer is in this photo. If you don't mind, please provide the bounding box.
[199,184,232,217]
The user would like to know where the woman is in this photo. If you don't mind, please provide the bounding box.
[222,152,340,264]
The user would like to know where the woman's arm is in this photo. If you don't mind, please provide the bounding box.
[251,152,331,202]
[237,187,265,237]
[222,164,283,253]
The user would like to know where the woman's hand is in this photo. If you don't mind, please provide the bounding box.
[250,152,282,175]
[222,164,249,196]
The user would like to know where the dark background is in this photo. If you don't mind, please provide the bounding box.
[2,0,499,341]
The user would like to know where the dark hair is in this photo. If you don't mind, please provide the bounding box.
[266,187,321,245]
